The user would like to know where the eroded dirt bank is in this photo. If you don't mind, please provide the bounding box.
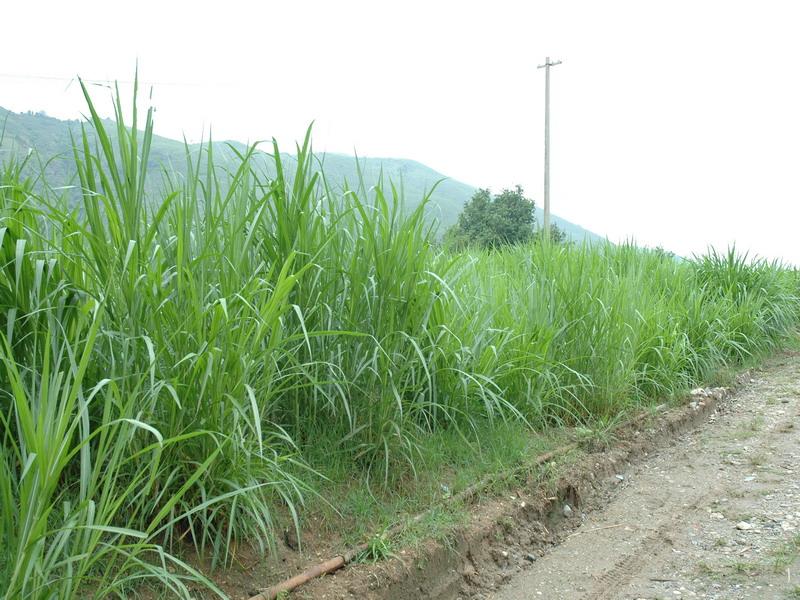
[492,354,800,600]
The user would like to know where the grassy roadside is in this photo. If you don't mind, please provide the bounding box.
[277,333,800,556]
[276,346,777,569]
[303,421,572,548]
[1,78,799,599]
[278,346,800,600]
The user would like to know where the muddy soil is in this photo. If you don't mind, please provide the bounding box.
[492,354,800,600]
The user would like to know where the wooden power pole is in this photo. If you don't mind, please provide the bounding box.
[537,57,561,238]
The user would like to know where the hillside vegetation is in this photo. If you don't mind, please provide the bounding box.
[1,85,798,599]
[0,105,602,241]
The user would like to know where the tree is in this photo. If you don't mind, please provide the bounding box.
[535,222,568,244]
[447,186,535,249]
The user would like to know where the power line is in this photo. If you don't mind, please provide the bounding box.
[0,72,236,88]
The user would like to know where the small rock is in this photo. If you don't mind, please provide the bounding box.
[736,521,754,531]
[710,512,724,520]
[492,548,510,565]
[615,474,625,482]
[283,526,299,550]
[525,553,537,562]
[563,504,573,518]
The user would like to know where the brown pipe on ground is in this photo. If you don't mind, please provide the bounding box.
[249,544,368,600]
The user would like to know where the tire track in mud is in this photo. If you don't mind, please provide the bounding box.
[583,489,714,600]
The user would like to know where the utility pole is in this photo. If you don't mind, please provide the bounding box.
[537,57,561,239]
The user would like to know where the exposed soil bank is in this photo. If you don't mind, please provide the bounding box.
[271,354,800,600]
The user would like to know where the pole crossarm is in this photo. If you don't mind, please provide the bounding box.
[537,59,562,69]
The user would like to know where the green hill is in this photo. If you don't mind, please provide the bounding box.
[0,106,602,241]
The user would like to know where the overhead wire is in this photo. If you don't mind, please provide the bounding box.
[0,73,236,89]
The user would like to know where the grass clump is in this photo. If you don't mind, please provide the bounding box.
[1,76,799,597]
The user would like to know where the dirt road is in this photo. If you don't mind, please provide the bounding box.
[492,354,800,600]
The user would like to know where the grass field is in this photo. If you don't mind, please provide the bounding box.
[1,82,798,599]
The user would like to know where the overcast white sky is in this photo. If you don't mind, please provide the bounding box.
[2,1,799,263]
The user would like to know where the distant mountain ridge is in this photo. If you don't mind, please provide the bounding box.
[0,106,603,241]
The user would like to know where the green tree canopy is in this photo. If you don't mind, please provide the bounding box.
[535,222,568,245]
[447,185,536,249]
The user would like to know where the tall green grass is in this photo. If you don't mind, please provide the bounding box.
[1,79,798,597]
